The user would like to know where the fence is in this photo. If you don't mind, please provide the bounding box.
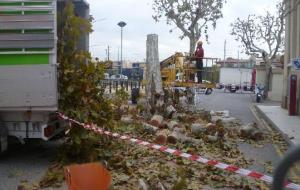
[100,80,144,93]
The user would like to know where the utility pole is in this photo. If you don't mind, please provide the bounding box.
[107,45,110,61]
[118,47,120,62]
[118,21,127,75]
[223,40,227,66]
[238,51,240,66]
[238,51,242,94]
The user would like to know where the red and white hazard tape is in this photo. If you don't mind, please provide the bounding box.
[57,113,300,190]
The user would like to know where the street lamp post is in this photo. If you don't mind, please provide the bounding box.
[118,21,126,75]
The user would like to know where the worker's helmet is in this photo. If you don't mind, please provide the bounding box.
[197,41,203,46]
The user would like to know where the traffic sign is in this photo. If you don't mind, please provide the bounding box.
[292,58,300,70]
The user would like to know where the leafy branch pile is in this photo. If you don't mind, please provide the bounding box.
[104,101,270,190]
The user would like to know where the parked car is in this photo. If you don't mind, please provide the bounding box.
[110,74,128,80]
[216,83,225,89]
[104,73,110,79]
[225,84,239,93]
[243,82,255,91]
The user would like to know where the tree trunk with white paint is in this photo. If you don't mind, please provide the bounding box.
[146,34,163,109]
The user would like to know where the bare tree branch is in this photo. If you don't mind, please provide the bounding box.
[152,0,226,53]
[230,1,285,98]
[230,2,284,61]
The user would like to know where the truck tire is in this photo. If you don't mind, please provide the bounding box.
[0,124,8,153]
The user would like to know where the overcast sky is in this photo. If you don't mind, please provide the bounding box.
[88,0,278,62]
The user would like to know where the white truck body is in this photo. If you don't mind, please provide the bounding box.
[219,67,252,85]
[0,0,63,152]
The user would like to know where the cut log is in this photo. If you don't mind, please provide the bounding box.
[164,105,176,119]
[121,115,133,124]
[159,121,168,129]
[150,115,164,127]
[142,123,158,135]
[155,130,170,145]
[207,134,218,143]
[211,116,239,128]
[167,132,177,144]
[173,127,186,133]
[240,123,263,140]
[196,110,211,121]
[191,123,206,135]
[167,131,202,145]
[167,120,180,130]
[205,123,217,135]
[173,113,187,122]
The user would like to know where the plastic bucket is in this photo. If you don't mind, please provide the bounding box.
[65,162,111,190]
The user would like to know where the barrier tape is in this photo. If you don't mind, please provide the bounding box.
[57,113,300,190]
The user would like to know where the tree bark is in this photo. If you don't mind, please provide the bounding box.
[189,37,197,55]
[146,34,163,108]
[262,54,271,98]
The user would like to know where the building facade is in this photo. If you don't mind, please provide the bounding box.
[282,0,300,115]
[216,57,255,69]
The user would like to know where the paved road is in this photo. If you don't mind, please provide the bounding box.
[0,140,65,190]
[196,89,256,124]
[196,90,282,174]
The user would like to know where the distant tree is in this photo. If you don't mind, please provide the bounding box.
[230,2,285,61]
[152,0,226,53]
[230,1,285,97]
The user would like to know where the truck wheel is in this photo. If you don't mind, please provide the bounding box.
[0,126,8,153]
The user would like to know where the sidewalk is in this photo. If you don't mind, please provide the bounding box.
[255,105,300,146]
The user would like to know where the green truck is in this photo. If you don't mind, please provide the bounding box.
[0,0,62,153]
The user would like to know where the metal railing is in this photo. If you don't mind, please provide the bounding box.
[100,79,144,93]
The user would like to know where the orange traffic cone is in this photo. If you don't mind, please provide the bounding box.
[65,162,111,190]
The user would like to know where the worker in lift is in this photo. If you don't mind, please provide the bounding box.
[194,41,204,83]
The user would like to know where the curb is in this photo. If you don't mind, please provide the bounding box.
[253,104,294,146]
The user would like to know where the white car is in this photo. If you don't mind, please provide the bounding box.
[110,74,128,80]
[104,73,110,79]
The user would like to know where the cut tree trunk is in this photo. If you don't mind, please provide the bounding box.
[150,115,164,127]
[167,131,202,145]
[155,129,170,145]
[167,120,180,130]
[146,34,163,112]
[142,123,158,135]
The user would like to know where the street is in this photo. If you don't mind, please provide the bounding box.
[196,90,284,174]
[0,140,65,190]
[196,89,256,124]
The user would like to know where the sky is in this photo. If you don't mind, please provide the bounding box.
[88,0,278,62]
